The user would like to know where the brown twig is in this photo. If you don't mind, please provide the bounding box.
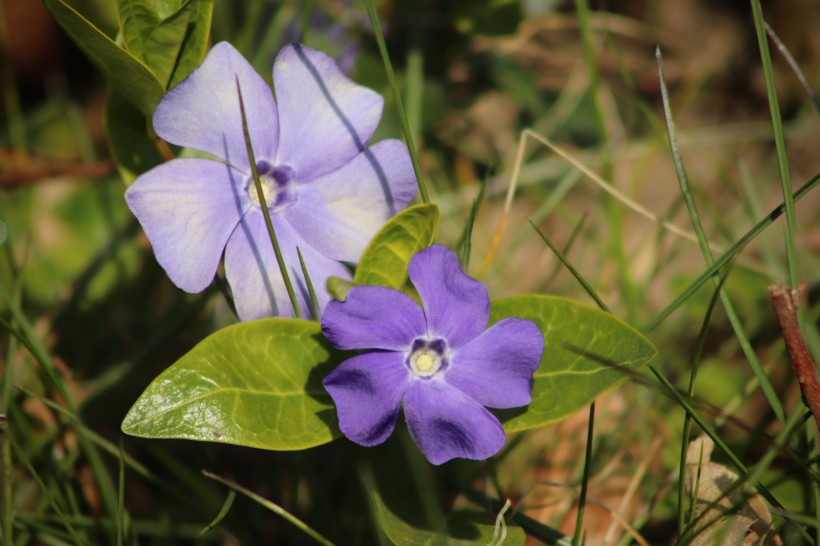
[769,282,820,425]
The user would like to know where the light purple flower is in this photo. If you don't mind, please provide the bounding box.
[124,42,417,320]
[321,245,544,465]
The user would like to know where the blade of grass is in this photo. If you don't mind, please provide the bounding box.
[0,290,119,539]
[656,47,784,421]
[677,281,724,536]
[296,247,320,319]
[362,0,428,204]
[117,438,125,546]
[543,212,588,290]
[763,21,818,116]
[458,175,487,269]
[197,490,236,537]
[529,220,609,312]
[643,170,819,331]
[235,76,301,318]
[202,470,335,546]
[750,2,799,291]
[572,403,595,546]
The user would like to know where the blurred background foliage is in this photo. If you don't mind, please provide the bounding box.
[1,0,819,543]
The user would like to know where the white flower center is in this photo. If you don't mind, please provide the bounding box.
[245,162,297,212]
[407,338,447,378]
[248,175,274,206]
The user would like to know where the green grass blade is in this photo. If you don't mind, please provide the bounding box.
[235,76,301,318]
[643,171,819,331]
[656,46,784,422]
[297,246,320,319]
[571,403,595,546]
[197,490,236,537]
[202,470,335,546]
[750,3,799,291]
[362,0,429,204]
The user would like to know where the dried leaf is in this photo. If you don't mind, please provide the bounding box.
[685,437,782,545]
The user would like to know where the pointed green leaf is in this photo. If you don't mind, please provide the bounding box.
[168,0,213,87]
[490,295,657,432]
[119,0,193,87]
[354,204,439,289]
[122,319,341,450]
[105,88,163,185]
[372,487,525,546]
[43,0,164,116]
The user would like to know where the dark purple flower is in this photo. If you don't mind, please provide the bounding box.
[321,245,544,465]
[125,42,417,320]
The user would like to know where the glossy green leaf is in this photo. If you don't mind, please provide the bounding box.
[122,319,341,450]
[372,488,525,546]
[120,0,193,87]
[353,204,439,289]
[43,0,165,116]
[105,88,163,185]
[168,0,214,87]
[490,295,657,432]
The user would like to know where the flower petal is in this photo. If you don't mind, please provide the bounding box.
[153,42,279,169]
[273,44,383,182]
[283,139,417,262]
[445,318,543,409]
[125,158,249,293]
[403,379,506,465]
[323,351,411,446]
[408,246,489,348]
[321,286,426,351]
[225,211,351,320]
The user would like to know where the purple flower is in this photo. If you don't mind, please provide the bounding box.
[124,42,417,320]
[321,246,544,465]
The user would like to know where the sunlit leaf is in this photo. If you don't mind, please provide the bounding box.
[354,204,438,289]
[119,0,193,87]
[43,0,164,116]
[168,0,214,87]
[372,487,525,546]
[490,295,657,431]
[105,88,163,185]
[122,319,342,450]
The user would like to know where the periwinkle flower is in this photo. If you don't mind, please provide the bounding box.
[321,246,544,465]
[125,42,417,320]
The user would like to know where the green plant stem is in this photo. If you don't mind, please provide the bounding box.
[235,76,301,318]
[362,0,429,204]
[656,47,784,422]
[572,403,595,546]
[643,171,819,331]
[749,2,799,290]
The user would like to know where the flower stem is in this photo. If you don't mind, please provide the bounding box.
[235,76,301,318]
[363,0,429,204]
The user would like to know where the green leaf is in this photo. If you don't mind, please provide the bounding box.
[43,0,165,116]
[105,88,163,185]
[353,204,439,289]
[326,276,354,302]
[121,319,342,450]
[119,0,193,88]
[168,0,213,87]
[490,295,657,432]
[372,488,525,546]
